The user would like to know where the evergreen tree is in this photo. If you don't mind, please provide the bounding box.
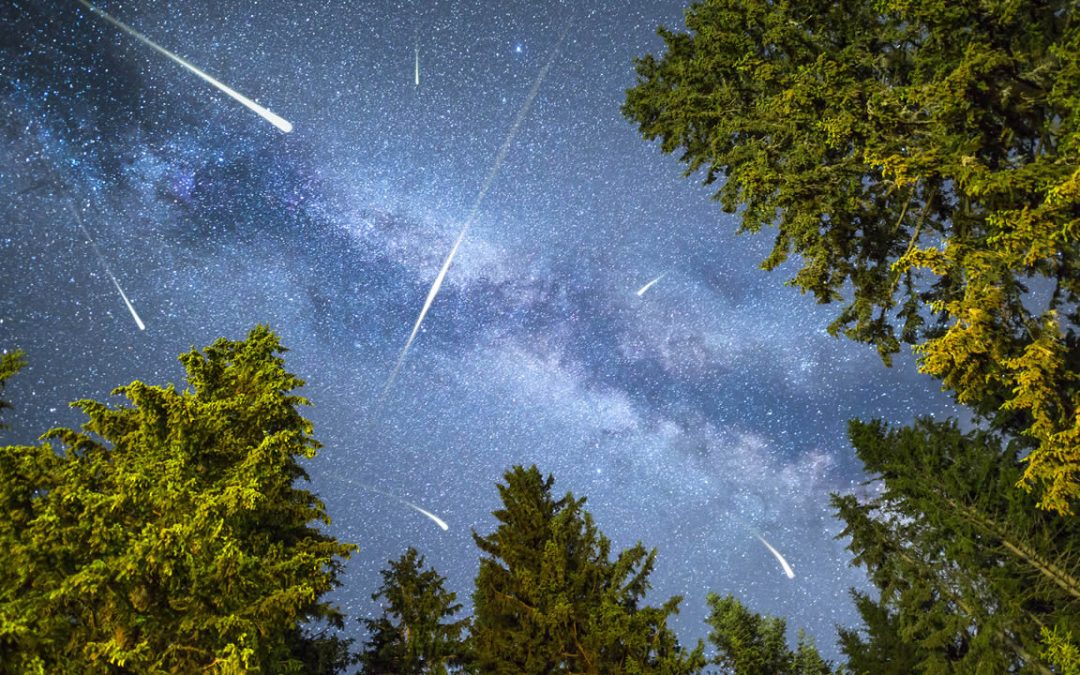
[470,465,705,674]
[705,594,832,674]
[0,326,356,673]
[833,418,1080,672]
[0,350,25,429]
[835,591,920,675]
[358,547,468,674]
[623,0,1080,513]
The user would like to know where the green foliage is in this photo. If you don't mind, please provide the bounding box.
[624,0,1080,513]
[0,349,26,429]
[470,465,705,674]
[0,326,356,673]
[705,594,832,674]
[836,591,921,675]
[833,418,1080,672]
[358,547,468,674]
[1041,626,1080,675]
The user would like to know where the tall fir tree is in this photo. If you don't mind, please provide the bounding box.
[623,0,1080,513]
[833,418,1080,673]
[835,591,921,675]
[0,326,356,673]
[470,465,705,674]
[705,594,832,675]
[358,547,468,674]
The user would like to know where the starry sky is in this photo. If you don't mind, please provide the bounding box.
[0,0,965,661]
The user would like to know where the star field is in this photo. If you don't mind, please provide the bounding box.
[0,0,964,660]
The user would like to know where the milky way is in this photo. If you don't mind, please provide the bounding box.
[0,0,962,659]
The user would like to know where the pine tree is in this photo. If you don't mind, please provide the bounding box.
[835,591,921,675]
[833,418,1080,672]
[358,547,468,674]
[0,326,356,672]
[0,350,25,429]
[470,465,705,674]
[705,594,832,674]
[623,0,1080,514]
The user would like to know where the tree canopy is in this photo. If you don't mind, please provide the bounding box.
[623,0,1080,513]
[357,547,468,674]
[706,593,833,675]
[0,350,26,429]
[833,418,1080,672]
[0,326,355,673]
[470,465,705,674]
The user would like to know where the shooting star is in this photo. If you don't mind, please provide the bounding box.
[754,533,795,579]
[414,43,420,86]
[636,273,665,296]
[76,0,292,133]
[378,23,570,404]
[64,201,146,331]
[402,499,449,530]
[360,484,449,531]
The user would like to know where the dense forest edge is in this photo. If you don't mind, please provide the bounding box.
[3,0,1078,670]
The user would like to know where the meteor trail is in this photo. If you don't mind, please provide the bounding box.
[414,43,420,86]
[636,273,665,296]
[359,484,449,531]
[402,499,449,530]
[378,23,571,404]
[753,533,795,579]
[76,0,293,133]
[64,201,146,331]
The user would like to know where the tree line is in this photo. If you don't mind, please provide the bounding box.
[1,327,1077,671]
[0,328,827,672]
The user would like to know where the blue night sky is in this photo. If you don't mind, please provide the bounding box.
[0,0,963,660]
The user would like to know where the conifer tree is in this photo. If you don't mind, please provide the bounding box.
[623,0,1080,513]
[705,594,832,674]
[0,350,25,429]
[470,465,705,674]
[358,547,468,674]
[833,418,1080,672]
[0,326,356,673]
[835,591,920,675]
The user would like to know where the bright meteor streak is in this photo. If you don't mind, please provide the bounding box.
[76,0,293,133]
[378,24,571,404]
[358,484,449,531]
[636,274,665,296]
[754,534,795,579]
[63,201,146,331]
[415,44,420,86]
[402,499,449,531]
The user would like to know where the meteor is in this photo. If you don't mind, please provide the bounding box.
[636,273,665,296]
[753,533,795,579]
[402,499,449,531]
[378,23,571,403]
[360,484,449,531]
[415,43,420,86]
[64,201,146,331]
[76,0,293,133]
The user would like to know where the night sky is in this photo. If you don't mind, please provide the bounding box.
[1,0,964,660]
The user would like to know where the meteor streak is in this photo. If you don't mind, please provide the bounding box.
[64,201,146,331]
[76,0,293,133]
[402,499,449,530]
[414,43,420,86]
[753,533,795,579]
[378,23,571,403]
[636,274,665,296]
[359,484,449,531]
